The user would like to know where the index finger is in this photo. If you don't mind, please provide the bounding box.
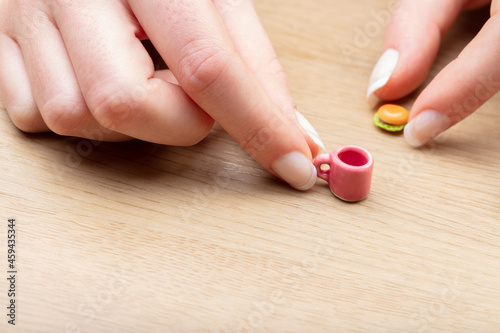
[404,10,500,147]
[130,0,317,190]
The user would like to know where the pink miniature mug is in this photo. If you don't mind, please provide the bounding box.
[314,145,374,202]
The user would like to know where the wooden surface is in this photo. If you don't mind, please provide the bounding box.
[1,0,500,332]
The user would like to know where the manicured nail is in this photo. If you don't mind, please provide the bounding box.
[272,151,317,191]
[367,48,400,107]
[295,109,327,152]
[404,109,451,147]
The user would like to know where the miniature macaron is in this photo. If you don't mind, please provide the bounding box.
[374,104,409,132]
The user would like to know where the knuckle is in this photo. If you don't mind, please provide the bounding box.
[181,119,215,146]
[240,126,273,159]
[7,104,42,133]
[41,95,86,136]
[259,55,286,80]
[15,2,50,43]
[90,86,145,131]
[177,43,230,93]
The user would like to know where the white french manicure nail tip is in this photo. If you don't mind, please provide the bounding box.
[367,48,400,103]
[367,92,381,109]
[404,123,423,147]
[294,165,317,191]
[404,110,451,148]
[272,151,317,191]
[295,110,327,151]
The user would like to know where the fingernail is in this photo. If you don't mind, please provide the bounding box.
[404,109,451,147]
[272,151,317,191]
[295,109,327,152]
[367,48,400,107]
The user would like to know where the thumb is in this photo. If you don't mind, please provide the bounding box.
[366,0,466,106]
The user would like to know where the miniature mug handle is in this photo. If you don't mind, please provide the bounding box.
[314,153,332,182]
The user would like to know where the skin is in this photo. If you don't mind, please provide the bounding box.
[3,0,496,182]
[375,0,500,134]
[0,0,319,181]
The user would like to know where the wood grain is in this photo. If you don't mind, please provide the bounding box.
[1,0,499,332]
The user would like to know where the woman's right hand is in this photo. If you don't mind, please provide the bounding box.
[0,0,323,190]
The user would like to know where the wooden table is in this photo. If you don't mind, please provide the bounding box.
[1,0,499,331]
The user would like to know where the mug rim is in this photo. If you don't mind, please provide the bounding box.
[334,145,373,169]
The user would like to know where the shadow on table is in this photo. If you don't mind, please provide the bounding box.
[19,123,274,193]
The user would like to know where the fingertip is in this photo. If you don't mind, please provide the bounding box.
[367,37,439,106]
[367,90,383,109]
[295,164,318,191]
[367,0,457,105]
[271,151,317,191]
[404,109,451,147]
[294,109,327,155]
[403,120,424,148]
[366,48,400,106]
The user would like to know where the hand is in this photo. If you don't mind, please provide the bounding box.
[367,0,500,147]
[0,0,325,190]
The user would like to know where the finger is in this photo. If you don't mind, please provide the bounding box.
[154,70,179,85]
[0,33,47,132]
[13,8,129,141]
[131,0,317,190]
[366,0,487,106]
[53,1,214,146]
[142,40,179,84]
[214,0,325,156]
[404,12,500,147]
